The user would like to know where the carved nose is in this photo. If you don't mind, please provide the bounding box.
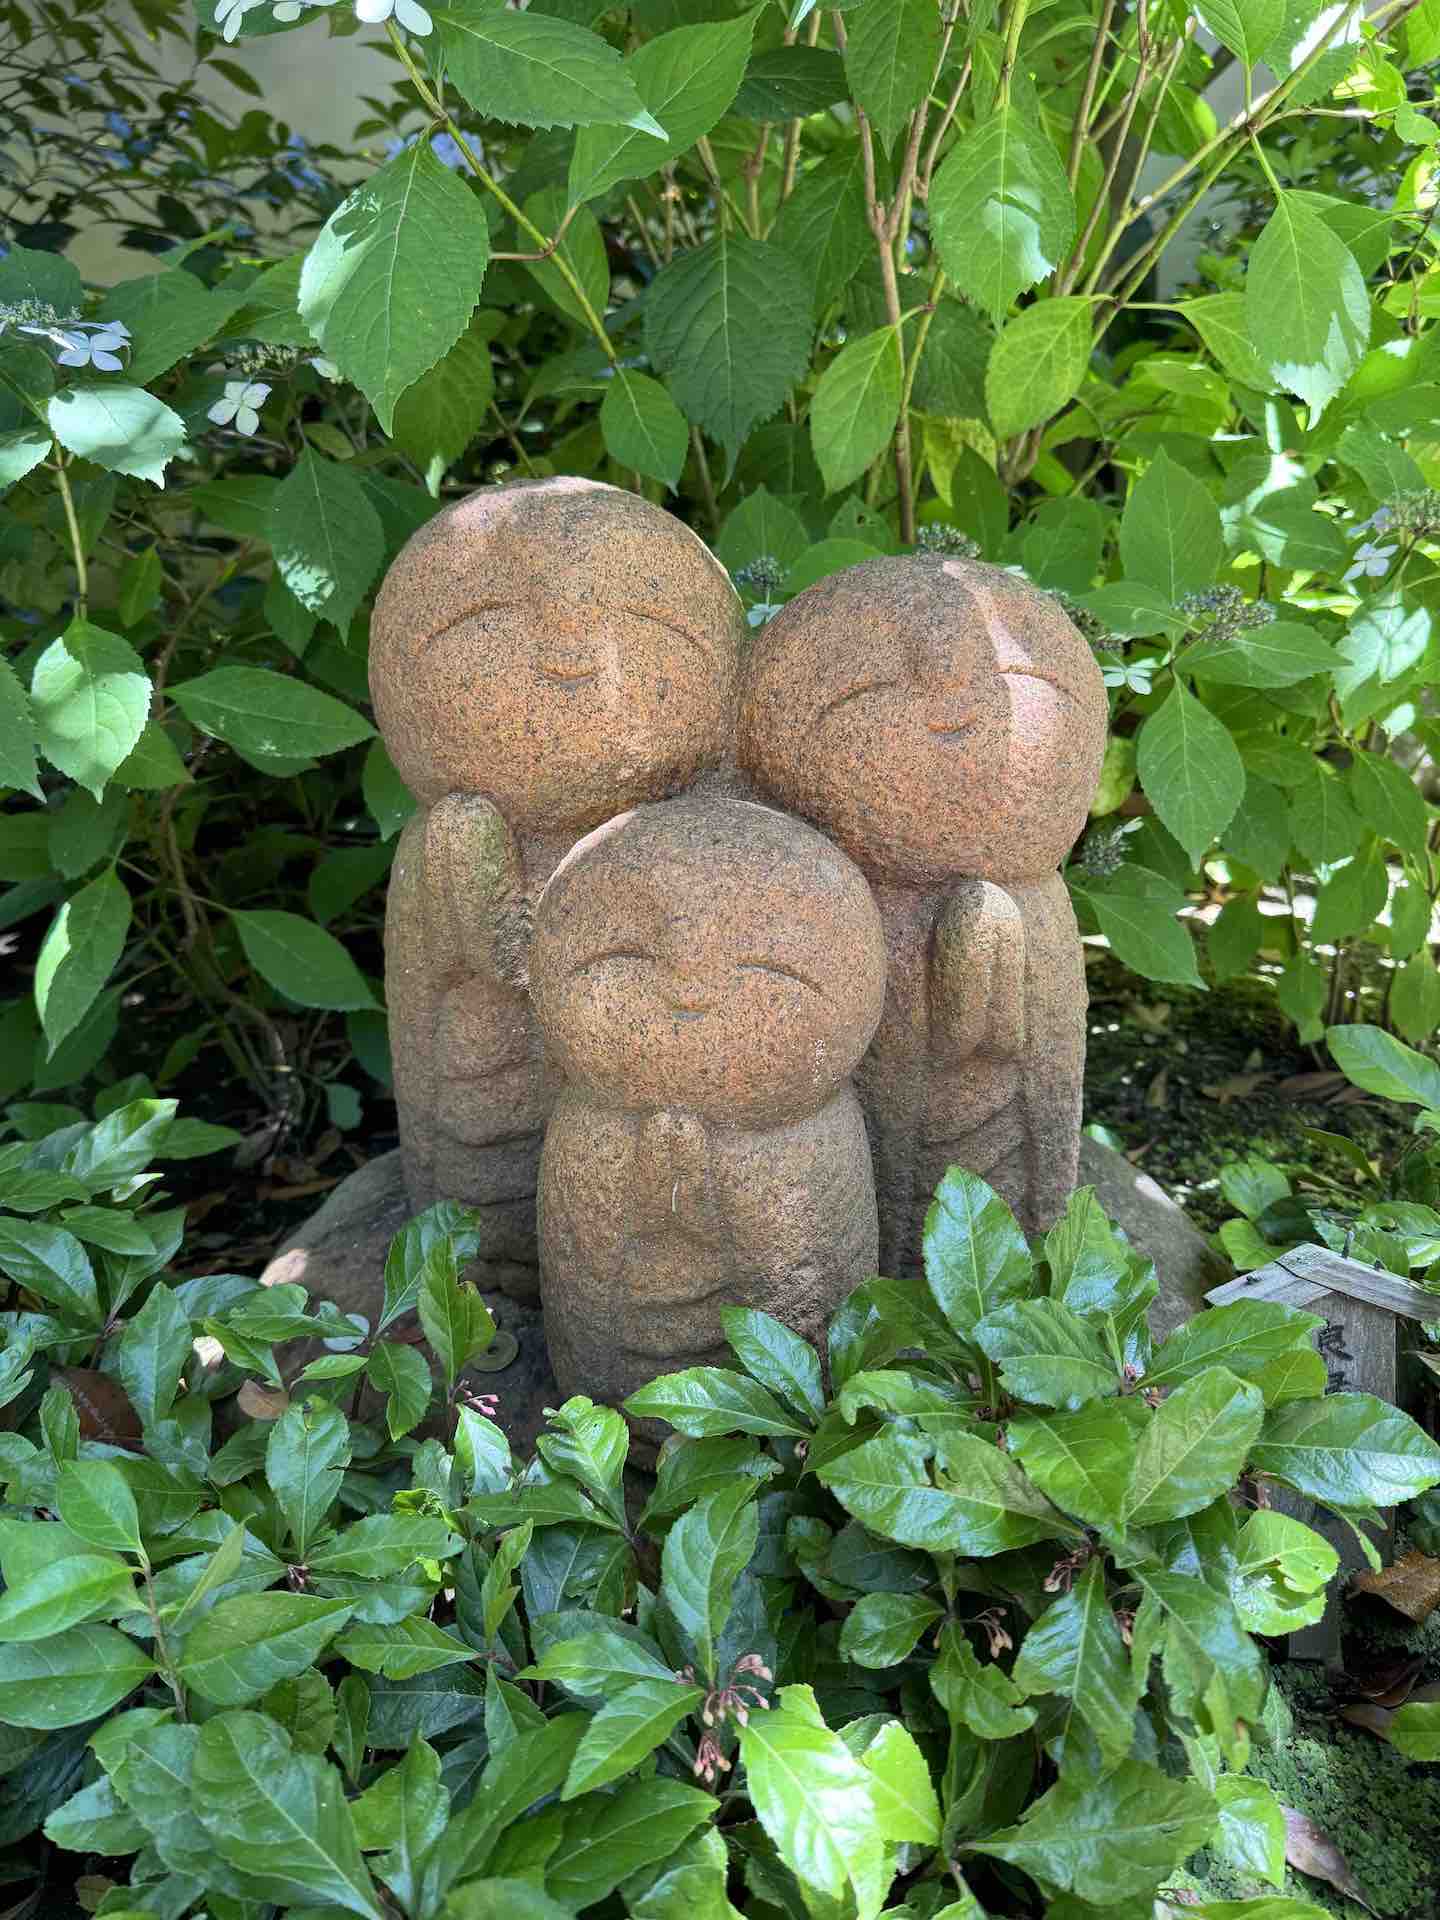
[538,625,599,685]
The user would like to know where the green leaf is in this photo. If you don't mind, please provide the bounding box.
[447,1884,574,1920]
[769,146,872,313]
[300,140,491,434]
[1187,621,1343,689]
[625,1366,811,1438]
[819,1426,1076,1555]
[1246,193,1369,416]
[1312,841,1389,946]
[1012,1558,1138,1767]
[843,0,941,151]
[931,1622,1036,1739]
[269,450,385,635]
[0,1216,101,1324]
[811,325,903,494]
[390,319,495,474]
[1125,1367,1265,1526]
[1327,1023,1440,1107]
[307,1514,459,1578]
[43,1772,149,1854]
[972,1298,1120,1410]
[367,1339,434,1440]
[1145,1300,1323,1393]
[860,1716,941,1844]
[1196,0,1283,64]
[568,12,756,203]
[0,1553,135,1641]
[1250,1392,1440,1506]
[985,297,1092,439]
[47,385,185,486]
[266,1400,351,1556]
[1137,680,1245,865]
[1213,1774,1287,1886]
[177,1593,353,1706]
[644,233,814,460]
[191,1710,383,1918]
[57,1459,141,1553]
[562,1678,705,1798]
[231,909,376,1012]
[338,1615,475,1679]
[170,666,373,772]
[379,1200,483,1332]
[435,0,666,133]
[1289,765,1362,867]
[661,1481,758,1681]
[720,1306,824,1421]
[547,1777,718,1910]
[1230,1509,1337,1635]
[30,619,150,799]
[838,1590,944,1668]
[524,1624,676,1695]
[117,1283,193,1430]
[100,268,241,384]
[601,368,688,488]
[352,1736,449,1915]
[0,426,51,491]
[1008,1401,1135,1532]
[1132,1563,1265,1757]
[929,107,1076,326]
[972,1759,1216,1902]
[1347,750,1429,854]
[738,1685,881,1900]
[922,1166,1032,1339]
[1076,866,1204,989]
[1119,450,1223,604]
[0,658,41,798]
[1181,292,1277,392]
[417,1246,495,1387]
[0,1624,154,1728]
[1389,1701,1440,1760]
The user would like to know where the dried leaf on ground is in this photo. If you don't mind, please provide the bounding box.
[51,1366,141,1444]
[237,1380,290,1420]
[1202,1073,1268,1104]
[1352,1550,1440,1624]
[1283,1807,1376,1913]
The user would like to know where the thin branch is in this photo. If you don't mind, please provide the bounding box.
[1067,0,1116,188]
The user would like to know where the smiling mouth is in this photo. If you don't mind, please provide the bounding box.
[667,1004,712,1022]
[928,718,981,740]
[539,665,599,686]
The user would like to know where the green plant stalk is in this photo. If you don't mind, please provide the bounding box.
[383,20,617,366]
[996,0,1032,108]
[52,456,89,617]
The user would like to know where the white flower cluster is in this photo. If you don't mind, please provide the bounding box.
[1,309,131,370]
[213,0,431,42]
[208,380,271,436]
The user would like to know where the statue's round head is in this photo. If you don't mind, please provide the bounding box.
[738,555,1108,887]
[530,796,887,1126]
[370,478,745,830]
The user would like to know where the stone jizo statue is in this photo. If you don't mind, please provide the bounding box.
[739,554,1107,1265]
[528,796,887,1411]
[369,477,746,1296]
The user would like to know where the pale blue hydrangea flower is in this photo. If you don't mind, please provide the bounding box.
[356,0,433,33]
[1101,659,1156,696]
[55,321,130,370]
[1342,541,1397,585]
[208,380,271,435]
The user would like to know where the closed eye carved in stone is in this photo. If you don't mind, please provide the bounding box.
[569,947,654,979]
[818,679,898,722]
[738,958,824,995]
[1001,664,1078,705]
[420,602,517,650]
[619,605,718,671]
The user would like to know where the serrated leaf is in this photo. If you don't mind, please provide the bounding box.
[56,1459,141,1552]
[547,1776,718,1910]
[739,1686,880,1900]
[30,619,150,799]
[837,1590,944,1668]
[1137,679,1244,865]
[1181,292,1277,392]
[0,658,41,798]
[985,297,1092,439]
[1249,1391,1440,1506]
[811,324,903,494]
[1197,0,1284,63]
[601,368,688,488]
[0,1553,135,1641]
[931,1622,1036,1739]
[435,0,666,134]
[1246,193,1369,416]
[661,1481,759,1681]
[266,1399,350,1556]
[307,1514,458,1579]
[1119,449,1223,603]
[100,268,240,384]
[568,12,756,202]
[929,107,1076,325]
[116,1282,193,1430]
[337,1615,475,1679]
[818,1426,1076,1556]
[1013,1558,1138,1768]
[644,233,814,459]
[1076,866,1204,989]
[1188,621,1343,689]
[230,909,375,1012]
[1124,1367,1265,1526]
[47,386,185,486]
[170,666,372,772]
[769,146,871,313]
[269,450,385,635]
[34,867,131,1060]
[720,1306,824,1421]
[0,426,51,491]
[624,1365,810,1438]
[860,1716,940,1843]
[0,1623,154,1728]
[367,1339,434,1440]
[300,140,491,434]
[562,1678,705,1798]
[1007,1401,1135,1532]
[922,1165,1032,1339]
[417,1246,495,1388]
[972,1298,1120,1410]
[1347,750,1429,854]
[844,0,940,151]
[390,319,495,473]
[1145,1300,1323,1393]
[177,1593,353,1706]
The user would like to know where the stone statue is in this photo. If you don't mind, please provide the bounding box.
[529,796,887,1410]
[369,478,746,1297]
[738,554,1107,1267]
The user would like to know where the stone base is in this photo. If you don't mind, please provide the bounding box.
[257,1138,1228,1453]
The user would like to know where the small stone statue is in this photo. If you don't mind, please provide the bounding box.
[529,796,887,1409]
[739,554,1107,1266]
[370,478,745,1296]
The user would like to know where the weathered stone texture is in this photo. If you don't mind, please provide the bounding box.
[739,554,1108,1261]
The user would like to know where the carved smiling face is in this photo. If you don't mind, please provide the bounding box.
[739,556,1108,886]
[370,478,744,831]
[530,798,887,1124]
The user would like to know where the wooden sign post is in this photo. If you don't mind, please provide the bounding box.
[1206,1242,1434,1665]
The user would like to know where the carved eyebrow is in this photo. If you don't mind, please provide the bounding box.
[618,605,717,669]
[1001,663,1078,703]
[420,602,517,650]
[739,958,824,995]
[818,678,898,722]
[569,946,653,979]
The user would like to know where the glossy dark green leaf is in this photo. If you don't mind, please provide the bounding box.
[922,1166,1032,1340]
[561,1678,705,1798]
[932,1621,1036,1739]
[1011,1560,1137,1768]
[176,1594,353,1706]
[0,1553,136,1642]
[266,1400,351,1557]
[1124,1368,1265,1526]
[625,1366,811,1438]
[972,1298,1120,1410]
[0,1624,153,1728]
[1007,1401,1137,1532]
[661,1480,759,1680]
[1249,1392,1440,1507]
[819,1426,1076,1556]
[838,1590,944,1668]
[720,1306,824,1421]
[738,1684,881,1901]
